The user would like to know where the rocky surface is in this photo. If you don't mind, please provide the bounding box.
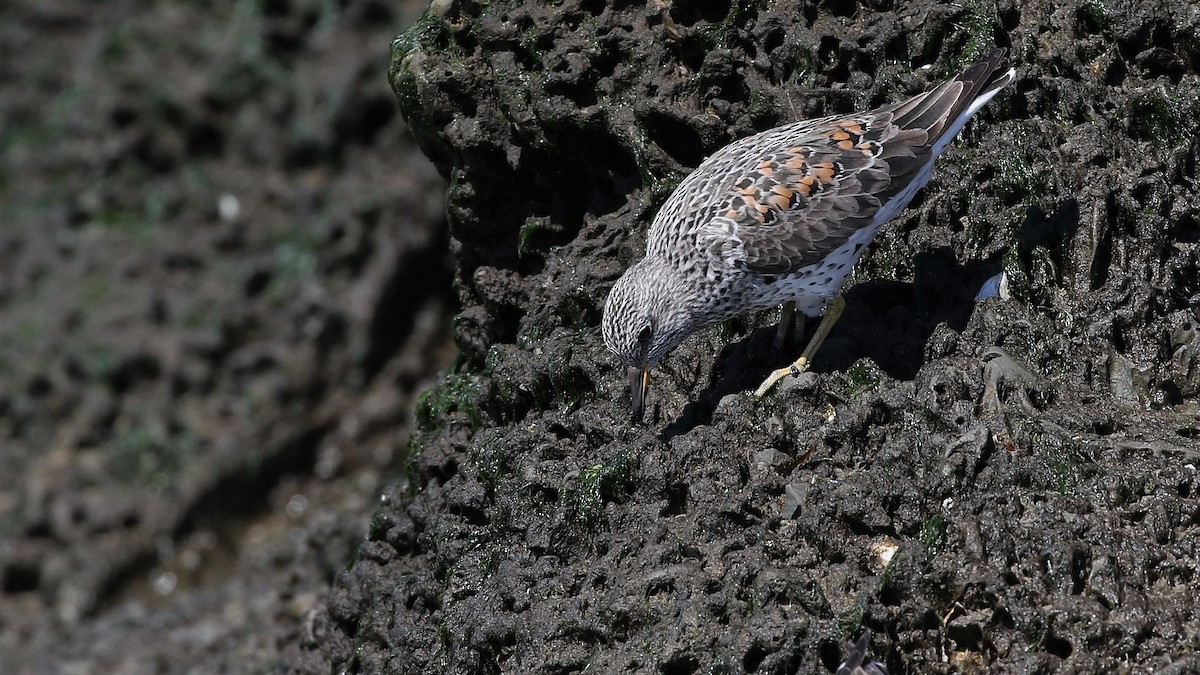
[0,0,452,672]
[322,0,1200,673]
[4,0,1199,672]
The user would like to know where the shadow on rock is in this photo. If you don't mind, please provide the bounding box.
[661,247,1000,438]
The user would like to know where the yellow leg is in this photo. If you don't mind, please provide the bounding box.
[754,295,846,397]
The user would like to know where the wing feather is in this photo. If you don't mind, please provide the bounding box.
[701,50,1012,276]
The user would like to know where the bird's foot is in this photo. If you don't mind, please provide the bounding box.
[754,356,810,397]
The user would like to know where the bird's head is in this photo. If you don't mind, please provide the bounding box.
[602,258,697,423]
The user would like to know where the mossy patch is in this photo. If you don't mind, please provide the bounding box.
[991,123,1044,206]
[952,0,998,69]
[415,371,485,432]
[518,216,565,257]
[569,449,636,528]
[108,426,196,486]
[1077,0,1111,32]
[846,359,883,396]
[1127,88,1191,152]
[918,514,947,554]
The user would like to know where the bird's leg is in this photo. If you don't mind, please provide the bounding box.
[754,294,846,397]
[772,300,804,351]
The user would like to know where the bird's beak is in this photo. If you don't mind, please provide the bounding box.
[629,364,651,424]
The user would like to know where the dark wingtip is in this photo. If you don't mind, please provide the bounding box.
[980,47,1007,63]
[838,631,871,672]
[958,48,1009,86]
[892,47,1012,133]
[836,631,890,675]
[971,48,1016,99]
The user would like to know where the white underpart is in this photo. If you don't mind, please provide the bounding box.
[747,227,879,317]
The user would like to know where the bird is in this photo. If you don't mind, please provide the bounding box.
[602,49,1015,423]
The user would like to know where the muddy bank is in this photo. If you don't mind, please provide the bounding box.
[0,0,452,671]
[322,0,1200,672]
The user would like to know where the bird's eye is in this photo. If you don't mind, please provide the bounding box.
[637,325,652,344]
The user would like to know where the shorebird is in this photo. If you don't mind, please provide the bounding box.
[603,49,1015,422]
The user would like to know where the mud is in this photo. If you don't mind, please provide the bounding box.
[3,0,1199,673]
[324,0,1200,673]
[0,0,452,672]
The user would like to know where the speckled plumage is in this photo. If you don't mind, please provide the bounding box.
[604,50,1015,419]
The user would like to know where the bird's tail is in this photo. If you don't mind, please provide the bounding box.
[889,48,1016,149]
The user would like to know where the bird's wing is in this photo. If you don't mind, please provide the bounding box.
[702,115,897,274]
[695,49,1010,276]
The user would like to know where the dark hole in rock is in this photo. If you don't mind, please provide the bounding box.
[818,639,844,672]
[660,482,689,516]
[671,0,732,26]
[336,93,396,147]
[2,563,40,594]
[244,268,272,298]
[658,652,699,675]
[111,105,138,128]
[1044,634,1073,658]
[743,643,766,672]
[1070,546,1090,595]
[640,109,708,169]
[185,121,225,157]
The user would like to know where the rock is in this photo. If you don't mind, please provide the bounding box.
[348,0,1200,667]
